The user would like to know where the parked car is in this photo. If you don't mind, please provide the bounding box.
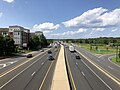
[26,54,32,58]
[75,55,81,59]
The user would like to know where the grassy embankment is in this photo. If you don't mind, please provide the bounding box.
[78,44,116,54]
[78,43,120,65]
[111,56,120,66]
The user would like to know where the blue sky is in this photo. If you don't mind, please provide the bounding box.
[0,0,120,39]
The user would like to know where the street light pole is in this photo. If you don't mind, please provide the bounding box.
[116,45,118,62]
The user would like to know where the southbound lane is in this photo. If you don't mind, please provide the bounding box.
[65,46,118,90]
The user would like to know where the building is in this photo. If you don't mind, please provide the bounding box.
[9,25,30,47]
[30,32,35,38]
[0,28,9,37]
[35,31,43,36]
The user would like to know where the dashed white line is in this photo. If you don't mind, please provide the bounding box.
[80,59,112,90]
[81,72,85,76]
[41,62,44,65]
[0,54,46,89]
[31,72,36,76]
[76,62,78,65]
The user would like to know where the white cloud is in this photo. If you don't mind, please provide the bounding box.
[32,22,60,33]
[62,7,120,29]
[45,28,87,39]
[93,28,105,31]
[111,29,117,32]
[3,0,14,3]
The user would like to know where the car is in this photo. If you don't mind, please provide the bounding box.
[75,55,81,59]
[40,49,44,52]
[26,54,32,58]
[48,50,52,54]
[48,55,54,60]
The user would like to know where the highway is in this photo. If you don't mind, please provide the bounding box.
[75,46,120,84]
[65,46,120,90]
[0,47,60,90]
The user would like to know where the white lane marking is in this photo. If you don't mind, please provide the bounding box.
[81,72,85,76]
[108,56,120,68]
[108,66,114,70]
[31,72,36,76]
[76,62,78,65]
[3,64,6,67]
[41,62,44,65]
[0,64,7,68]
[98,55,106,58]
[81,59,112,90]
[0,61,18,70]
[8,61,17,64]
[76,49,120,86]
[0,48,51,77]
[0,54,46,89]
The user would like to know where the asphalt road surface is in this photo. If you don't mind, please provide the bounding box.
[65,46,120,90]
[0,47,60,90]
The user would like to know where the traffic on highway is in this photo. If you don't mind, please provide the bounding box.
[0,44,120,90]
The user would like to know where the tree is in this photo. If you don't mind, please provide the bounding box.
[3,36,15,55]
[0,35,4,55]
[28,35,40,50]
[0,36,15,56]
[39,34,48,47]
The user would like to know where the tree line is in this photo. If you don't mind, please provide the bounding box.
[63,37,120,45]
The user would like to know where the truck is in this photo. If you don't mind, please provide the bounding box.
[69,45,75,52]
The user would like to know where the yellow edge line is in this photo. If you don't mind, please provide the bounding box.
[39,48,60,90]
[66,51,76,90]
[76,49,120,85]
[0,49,51,77]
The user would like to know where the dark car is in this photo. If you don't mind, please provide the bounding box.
[48,50,52,54]
[26,54,32,58]
[40,49,44,52]
[48,55,54,60]
[75,55,81,59]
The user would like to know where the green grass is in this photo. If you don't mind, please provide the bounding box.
[78,43,116,54]
[111,56,120,66]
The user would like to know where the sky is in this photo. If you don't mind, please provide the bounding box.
[0,0,120,39]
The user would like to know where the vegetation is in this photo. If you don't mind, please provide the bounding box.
[111,56,120,66]
[28,34,48,50]
[0,35,15,56]
[79,44,116,54]
[63,37,120,54]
